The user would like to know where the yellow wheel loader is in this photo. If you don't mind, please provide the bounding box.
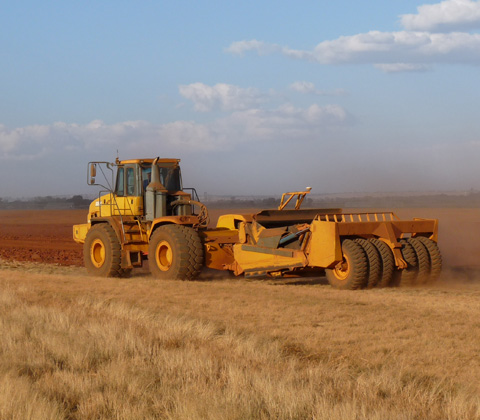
[73,157,442,289]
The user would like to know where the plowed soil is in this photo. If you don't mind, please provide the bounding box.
[0,210,85,266]
[1,207,480,269]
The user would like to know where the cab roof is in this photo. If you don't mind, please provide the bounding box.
[118,158,180,165]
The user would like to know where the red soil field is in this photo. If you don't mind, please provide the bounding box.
[0,210,85,266]
[1,207,479,270]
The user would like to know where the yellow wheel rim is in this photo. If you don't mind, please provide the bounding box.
[332,252,351,280]
[155,240,173,271]
[91,239,105,268]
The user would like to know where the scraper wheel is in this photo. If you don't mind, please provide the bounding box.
[397,239,418,286]
[416,237,442,283]
[326,239,368,290]
[354,238,381,288]
[407,238,430,283]
[368,238,395,287]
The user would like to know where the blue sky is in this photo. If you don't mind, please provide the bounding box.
[1,0,480,198]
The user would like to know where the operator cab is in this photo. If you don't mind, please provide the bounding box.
[115,158,183,197]
[114,158,191,220]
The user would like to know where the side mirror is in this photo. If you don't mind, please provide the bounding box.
[89,163,96,185]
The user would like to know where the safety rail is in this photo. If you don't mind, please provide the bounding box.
[317,212,399,223]
[183,187,200,202]
[183,187,209,225]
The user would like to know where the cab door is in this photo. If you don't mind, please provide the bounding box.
[113,165,144,216]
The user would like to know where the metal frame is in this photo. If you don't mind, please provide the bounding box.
[278,188,312,210]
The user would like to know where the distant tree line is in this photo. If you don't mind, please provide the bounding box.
[2,191,480,211]
[205,192,480,209]
[312,192,480,209]
[205,196,285,209]
[0,195,91,210]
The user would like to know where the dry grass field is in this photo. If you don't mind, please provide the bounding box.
[0,208,480,419]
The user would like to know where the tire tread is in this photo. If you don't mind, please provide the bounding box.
[149,225,204,280]
[369,238,395,288]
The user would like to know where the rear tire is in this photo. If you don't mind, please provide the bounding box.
[407,238,430,283]
[326,239,368,290]
[149,225,204,280]
[369,238,395,288]
[84,224,122,277]
[354,238,381,288]
[398,239,418,286]
[416,237,442,283]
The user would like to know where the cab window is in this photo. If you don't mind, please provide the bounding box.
[142,167,152,191]
[160,166,181,191]
[126,167,135,196]
[116,168,125,196]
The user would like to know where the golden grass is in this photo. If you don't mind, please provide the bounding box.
[0,263,480,419]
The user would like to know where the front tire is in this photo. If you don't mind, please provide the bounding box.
[149,225,204,280]
[84,224,122,277]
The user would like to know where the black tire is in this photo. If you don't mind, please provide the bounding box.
[326,239,368,290]
[407,238,430,284]
[354,238,381,288]
[416,237,442,283]
[369,238,395,288]
[397,239,418,286]
[149,224,204,280]
[84,224,122,277]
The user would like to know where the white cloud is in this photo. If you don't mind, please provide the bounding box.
[0,101,350,161]
[373,63,431,73]
[289,81,347,96]
[401,0,480,32]
[228,31,480,71]
[226,0,480,72]
[290,81,317,94]
[298,31,480,65]
[224,39,281,56]
[214,103,349,143]
[0,124,60,160]
[179,82,265,112]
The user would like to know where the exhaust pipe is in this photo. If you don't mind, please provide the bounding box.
[148,157,164,191]
[145,157,167,221]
